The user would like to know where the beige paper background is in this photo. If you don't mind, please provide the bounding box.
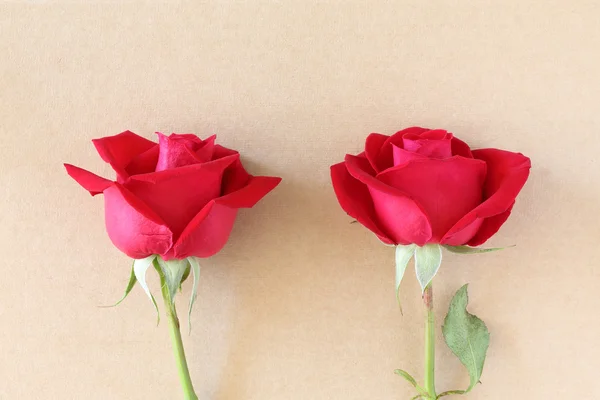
[1,2,599,399]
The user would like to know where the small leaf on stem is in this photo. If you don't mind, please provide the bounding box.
[437,389,467,398]
[394,369,428,397]
[394,368,418,387]
[442,285,489,393]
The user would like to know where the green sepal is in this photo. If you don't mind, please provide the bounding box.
[395,244,416,314]
[179,263,192,292]
[442,284,490,393]
[187,257,201,333]
[442,245,513,254]
[153,259,172,315]
[156,258,190,304]
[414,244,442,293]
[133,255,160,325]
[99,262,137,308]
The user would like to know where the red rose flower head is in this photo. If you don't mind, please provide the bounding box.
[331,127,530,247]
[65,131,281,260]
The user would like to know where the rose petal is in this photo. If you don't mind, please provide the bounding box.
[377,156,487,242]
[216,176,282,208]
[331,161,394,244]
[125,154,238,238]
[451,136,474,158]
[392,144,427,166]
[344,154,432,245]
[212,145,254,195]
[167,174,281,259]
[402,131,452,160]
[125,145,159,176]
[377,127,430,172]
[442,149,531,245]
[92,131,156,181]
[467,203,514,246]
[64,164,113,195]
[167,201,237,259]
[195,135,216,162]
[212,144,238,159]
[364,133,389,173]
[418,129,450,140]
[103,183,173,258]
[155,132,205,171]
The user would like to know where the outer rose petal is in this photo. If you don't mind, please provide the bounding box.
[125,145,159,175]
[64,164,113,195]
[377,156,487,242]
[442,149,531,245]
[344,154,432,245]
[212,145,253,195]
[168,175,281,259]
[467,202,514,246]
[92,131,157,181]
[417,129,449,140]
[103,183,173,258]
[451,136,474,158]
[166,202,237,259]
[216,176,282,208]
[125,154,238,238]
[330,161,394,244]
[195,135,216,162]
[364,133,389,173]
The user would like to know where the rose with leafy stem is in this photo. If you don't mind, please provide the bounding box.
[65,131,281,400]
[331,127,530,399]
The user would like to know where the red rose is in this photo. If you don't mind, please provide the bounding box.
[65,131,281,260]
[331,127,530,247]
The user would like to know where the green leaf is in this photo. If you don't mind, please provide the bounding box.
[442,284,490,393]
[99,262,137,308]
[394,369,428,397]
[414,244,442,292]
[187,257,201,333]
[156,257,190,303]
[395,244,416,313]
[437,389,467,398]
[394,368,418,387]
[442,245,513,254]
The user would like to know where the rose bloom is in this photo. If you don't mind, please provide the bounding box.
[331,127,530,246]
[65,131,281,259]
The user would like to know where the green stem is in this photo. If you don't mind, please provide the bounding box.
[424,284,436,399]
[162,288,199,400]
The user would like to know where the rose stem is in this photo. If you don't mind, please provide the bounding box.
[423,283,437,398]
[161,285,199,400]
